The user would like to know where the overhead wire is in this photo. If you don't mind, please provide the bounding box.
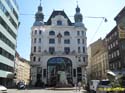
[19,13,107,44]
[89,18,105,43]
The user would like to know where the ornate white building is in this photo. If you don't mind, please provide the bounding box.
[30,2,87,87]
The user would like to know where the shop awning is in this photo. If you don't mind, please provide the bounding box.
[6,72,14,79]
[107,70,125,78]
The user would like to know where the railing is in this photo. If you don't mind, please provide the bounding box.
[78,62,88,67]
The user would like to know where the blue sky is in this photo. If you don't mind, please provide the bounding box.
[16,0,125,60]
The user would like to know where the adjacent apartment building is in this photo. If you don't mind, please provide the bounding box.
[0,0,19,87]
[15,52,30,86]
[105,7,125,71]
[30,3,87,87]
[87,39,109,80]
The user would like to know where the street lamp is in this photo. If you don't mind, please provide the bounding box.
[85,16,108,22]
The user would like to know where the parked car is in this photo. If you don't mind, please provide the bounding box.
[90,80,100,93]
[0,85,7,93]
[17,81,26,89]
[96,80,112,93]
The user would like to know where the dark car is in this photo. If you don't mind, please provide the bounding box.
[17,82,26,89]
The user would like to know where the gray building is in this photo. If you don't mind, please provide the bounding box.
[0,0,19,87]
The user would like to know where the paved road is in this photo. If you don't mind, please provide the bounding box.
[8,89,86,93]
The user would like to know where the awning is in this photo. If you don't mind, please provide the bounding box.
[107,70,125,78]
[6,72,14,79]
[107,70,116,76]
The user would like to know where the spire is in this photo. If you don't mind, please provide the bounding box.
[40,0,41,6]
[33,0,44,26]
[76,0,80,13]
[74,0,83,27]
[38,0,42,12]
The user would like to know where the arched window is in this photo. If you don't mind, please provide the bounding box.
[64,31,70,36]
[57,20,62,25]
[49,31,55,35]
[39,30,42,35]
[35,30,37,35]
[33,56,36,61]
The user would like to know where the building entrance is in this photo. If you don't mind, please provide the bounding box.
[47,57,72,86]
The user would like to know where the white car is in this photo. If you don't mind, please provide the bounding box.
[0,85,7,93]
[89,80,100,92]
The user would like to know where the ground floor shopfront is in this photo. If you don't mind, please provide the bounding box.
[0,70,15,88]
[31,56,87,87]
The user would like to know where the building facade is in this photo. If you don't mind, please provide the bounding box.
[15,52,30,85]
[0,0,19,87]
[30,3,87,86]
[106,7,125,71]
[87,39,109,80]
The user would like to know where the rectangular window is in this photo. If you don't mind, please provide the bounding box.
[77,67,82,73]
[39,30,42,35]
[49,47,55,54]
[83,47,85,53]
[38,57,41,62]
[0,32,15,49]
[77,31,80,36]
[77,39,80,44]
[83,57,85,62]
[82,31,84,36]
[77,67,82,81]
[78,47,81,53]
[34,46,36,52]
[0,47,14,61]
[73,69,76,77]
[43,69,46,77]
[0,16,16,39]
[34,38,36,43]
[0,48,2,54]
[64,39,70,44]
[0,62,13,72]
[64,47,70,54]
[82,39,84,44]
[38,46,41,52]
[0,0,18,29]
[117,50,120,56]
[39,38,41,43]
[49,39,55,44]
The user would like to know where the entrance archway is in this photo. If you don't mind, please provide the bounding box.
[47,57,72,86]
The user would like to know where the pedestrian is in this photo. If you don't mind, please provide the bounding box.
[78,81,82,91]
[75,83,77,92]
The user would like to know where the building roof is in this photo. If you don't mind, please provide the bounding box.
[114,7,125,21]
[105,26,117,38]
[45,10,73,26]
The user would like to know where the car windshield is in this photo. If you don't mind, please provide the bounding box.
[99,81,110,85]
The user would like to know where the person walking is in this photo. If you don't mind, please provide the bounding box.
[78,81,82,91]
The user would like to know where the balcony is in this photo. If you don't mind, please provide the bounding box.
[78,62,88,67]
[30,62,41,66]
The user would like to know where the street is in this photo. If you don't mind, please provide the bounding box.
[8,88,87,93]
